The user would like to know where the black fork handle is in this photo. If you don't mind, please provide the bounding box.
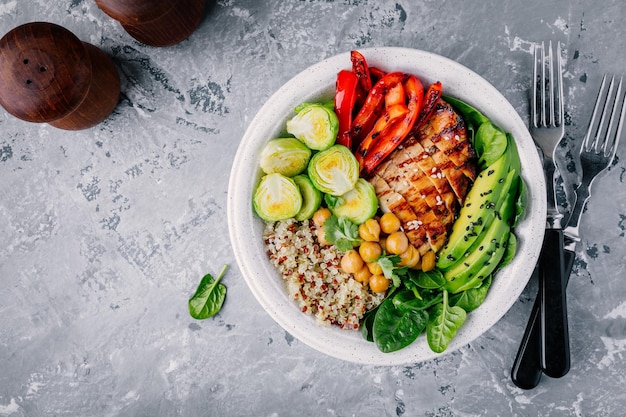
[539,229,570,377]
[511,246,575,389]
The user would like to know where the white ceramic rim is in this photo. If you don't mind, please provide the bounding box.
[227,47,546,366]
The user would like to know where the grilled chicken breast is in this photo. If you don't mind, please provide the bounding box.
[369,98,477,255]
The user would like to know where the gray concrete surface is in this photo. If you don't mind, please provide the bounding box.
[1,1,625,416]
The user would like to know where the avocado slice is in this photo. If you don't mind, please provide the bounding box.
[443,216,511,293]
[442,167,519,293]
[436,150,512,270]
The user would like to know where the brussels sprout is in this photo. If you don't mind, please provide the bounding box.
[253,173,302,221]
[259,137,311,177]
[324,178,378,224]
[286,103,339,151]
[308,144,359,196]
[292,175,323,221]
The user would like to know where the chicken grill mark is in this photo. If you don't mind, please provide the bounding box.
[369,99,477,255]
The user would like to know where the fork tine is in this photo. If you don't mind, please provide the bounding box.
[602,77,625,158]
[541,42,547,127]
[531,43,539,128]
[610,78,626,159]
[548,41,555,127]
[583,74,608,152]
[557,41,564,127]
[592,75,616,153]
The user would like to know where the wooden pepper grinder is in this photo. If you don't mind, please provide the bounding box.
[95,0,205,47]
[0,22,120,130]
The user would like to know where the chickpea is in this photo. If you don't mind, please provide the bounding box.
[358,218,381,242]
[340,250,364,274]
[421,250,436,272]
[316,229,331,246]
[312,207,332,227]
[399,245,420,268]
[369,274,390,293]
[379,212,401,234]
[353,264,372,284]
[367,261,383,275]
[386,231,409,255]
[378,236,387,253]
[359,241,382,263]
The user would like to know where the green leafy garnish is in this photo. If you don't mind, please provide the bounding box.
[450,276,492,312]
[373,291,429,353]
[426,290,467,353]
[377,254,408,288]
[323,215,362,252]
[188,264,228,319]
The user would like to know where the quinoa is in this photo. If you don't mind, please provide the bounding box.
[263,218,384,330]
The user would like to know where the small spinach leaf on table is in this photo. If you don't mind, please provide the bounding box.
[188,264,228,319]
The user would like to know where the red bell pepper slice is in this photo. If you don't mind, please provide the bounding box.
[334,69,359,149]
[350,50,372,94]
[413,81,443,131]
[350,71,408,148]
[369,67,386,84]
[355,103,410,168]
[360,75,425,177]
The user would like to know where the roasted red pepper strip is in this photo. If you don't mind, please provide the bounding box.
[360,75,424,177]
[334,69,359,149]
[350,50,372,94]
[350,71,408,148]
[413,81,443,131]
[369,67,386,84]
[384,82,405,108]
[355,104,410,168]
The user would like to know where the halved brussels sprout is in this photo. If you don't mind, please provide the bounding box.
[286,103,339,151]
[259,137,311,177]
[253,173,302,221]
[324,178,378,224]
[308,144,359,196]
[292,174,322,221]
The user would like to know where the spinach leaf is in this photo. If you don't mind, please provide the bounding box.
[426,290,467,353]
[373,292,429,353]
[450,276,492,312]
[474,122,508,168]
[407,269,446,290]
[392,288,443,312]
[360,306,378,342]
[188,265,228,319]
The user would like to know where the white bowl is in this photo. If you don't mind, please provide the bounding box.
[227,47,546,366]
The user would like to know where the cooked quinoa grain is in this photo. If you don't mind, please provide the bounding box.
[264,218,384,329]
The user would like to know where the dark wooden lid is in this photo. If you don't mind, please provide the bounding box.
[0,22,91,123]
[94,0,173,25]
[95,0,204,47]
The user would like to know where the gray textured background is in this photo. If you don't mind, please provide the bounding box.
[1,1,625,416]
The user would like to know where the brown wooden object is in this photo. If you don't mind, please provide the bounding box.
[95,0,205,47]
[0,22,120,130]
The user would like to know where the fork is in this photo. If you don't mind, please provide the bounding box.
[511,40,569,388]
[531,41,571,379]
[563,74,625,244]
[512,73,625,389]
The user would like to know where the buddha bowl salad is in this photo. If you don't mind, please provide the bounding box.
[253,51,526,354]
